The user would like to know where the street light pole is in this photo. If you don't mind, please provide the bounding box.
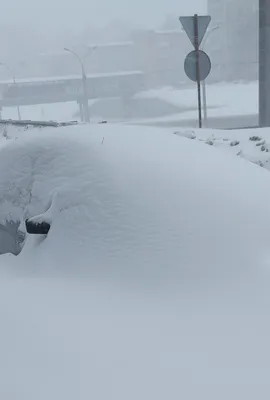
[64,48,95,123]
[12,76,21,121]
[0,62,21,120]
[201,26,219,127]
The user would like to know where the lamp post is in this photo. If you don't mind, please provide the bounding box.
[64,47,96,123]
[0,62,21,120]
[201,26,219,126]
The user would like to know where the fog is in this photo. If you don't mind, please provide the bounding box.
[1,0,206,28]
[0,0,258,126]
[0,0,206,80]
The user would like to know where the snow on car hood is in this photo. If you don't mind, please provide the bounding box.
[0,124,269,282]
[0,124,270,400]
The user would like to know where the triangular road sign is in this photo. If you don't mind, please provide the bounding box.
[179,15,211,48]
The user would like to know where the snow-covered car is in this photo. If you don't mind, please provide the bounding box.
[0,123,270,399]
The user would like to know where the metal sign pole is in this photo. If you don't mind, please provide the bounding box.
[202,79,207,126]
[179,14,211,127]
[194,14,202,128]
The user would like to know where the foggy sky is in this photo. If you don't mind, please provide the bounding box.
[1,0,206,30]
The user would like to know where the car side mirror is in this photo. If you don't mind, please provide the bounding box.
[25,219,51,235]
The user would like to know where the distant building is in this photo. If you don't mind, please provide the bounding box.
[87,42,138,74]
[38,42,139,77]
[207,0,258,81]
[132,29,191,88]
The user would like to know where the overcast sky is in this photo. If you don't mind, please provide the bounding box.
[1,0,207,30]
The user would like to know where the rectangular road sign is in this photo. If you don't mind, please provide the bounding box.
[179,15,211,48]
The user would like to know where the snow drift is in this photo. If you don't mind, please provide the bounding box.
[0,124,270,399]
[0,124,270,281]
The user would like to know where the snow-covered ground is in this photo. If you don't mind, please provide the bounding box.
[0,123,270,398]
[174,127,270,169]
[1,101,78,122]
[1,81,258,125]
[136,81,258,122]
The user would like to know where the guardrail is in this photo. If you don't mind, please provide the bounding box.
[0,119,78,127]
[225,125,259,130]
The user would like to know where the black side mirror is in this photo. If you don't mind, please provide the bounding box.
[25,219,51,235]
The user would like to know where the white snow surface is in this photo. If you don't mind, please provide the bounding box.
[0,123,270,398]
[175,127,270,169]
[137,81,258,120]
[2,81,257,123]
[2,101,79,122]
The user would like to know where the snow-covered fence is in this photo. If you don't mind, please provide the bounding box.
[0,119,78,128]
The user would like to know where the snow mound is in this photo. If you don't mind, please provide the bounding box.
[175,127,270,170]
[0,124,269,283]
[1,124,270,399]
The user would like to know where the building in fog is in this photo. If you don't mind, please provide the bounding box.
[133,29,190,88]
[207,0,258,81]
[38,42,139,78]
[36,32,191,89]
